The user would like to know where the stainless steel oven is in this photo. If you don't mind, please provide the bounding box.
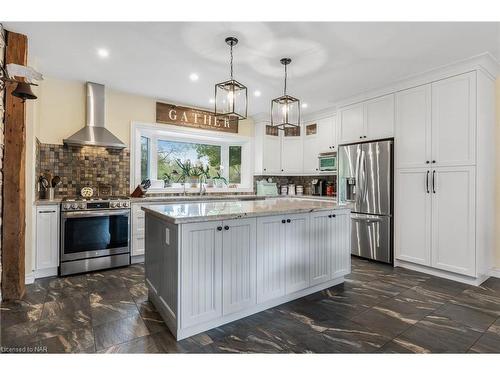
[60,197,130,276]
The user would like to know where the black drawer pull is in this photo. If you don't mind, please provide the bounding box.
[224,225,229,230]
[286,219,291,223]
[281,219,286,224]
[217,226,223,231]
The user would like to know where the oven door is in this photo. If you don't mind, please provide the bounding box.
[61,209,130,262]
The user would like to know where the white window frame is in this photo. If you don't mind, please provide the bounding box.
[131,121,254,193]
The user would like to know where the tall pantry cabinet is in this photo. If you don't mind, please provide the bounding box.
[394,70,495,283]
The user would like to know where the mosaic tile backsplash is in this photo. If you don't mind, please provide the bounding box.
[254,175,337,196]
[36,140,130,198]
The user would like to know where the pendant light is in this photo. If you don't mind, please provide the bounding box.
[271,58,300,130]
[214,37,248,120]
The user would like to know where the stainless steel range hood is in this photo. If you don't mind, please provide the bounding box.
[63,82,126,149]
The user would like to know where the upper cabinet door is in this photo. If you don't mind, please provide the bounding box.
[281,130,303,174]
[395,85,432,169]
[431,72,476,167]
[303,123,320,174]
[339,103,365,144]
[317,115,337,153]
[365,94,395,140]
[262,132,282,174]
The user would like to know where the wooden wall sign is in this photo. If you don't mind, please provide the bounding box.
[156,102,238,134]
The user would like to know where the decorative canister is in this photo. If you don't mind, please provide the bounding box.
[288,184,296,196]
[296,185,304,195]
[280,185,288,195]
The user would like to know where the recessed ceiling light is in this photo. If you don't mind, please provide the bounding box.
[301,102,308,109]
[209,98,215,104]
[97,48,109,58]
[254,90,261,97]
[189,73,199,82]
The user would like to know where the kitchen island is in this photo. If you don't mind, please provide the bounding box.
[142,198,351,340]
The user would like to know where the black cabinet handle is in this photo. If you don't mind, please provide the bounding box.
[332,214,336,218]
[281,169,284,172]
[426,161,430,164]
[264,168,266,171]
[282,219,286,224]
[286,219,291,223]
[328,214,332,218]
[432,160,436,164]
[224,225,229,230]
[359,136,363,139]
[426,170,430,194]
[432,170,436,194]
[217,226,223,231]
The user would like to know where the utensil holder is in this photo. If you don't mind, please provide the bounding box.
[48,188,55,201]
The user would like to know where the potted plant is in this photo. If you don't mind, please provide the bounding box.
[213,171,228,188]
[199,165,214,188]
[162,172,173,188]
[174,159,192,188]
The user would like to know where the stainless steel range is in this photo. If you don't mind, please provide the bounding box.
[60,196,131,276]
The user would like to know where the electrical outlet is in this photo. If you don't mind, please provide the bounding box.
[165,228,170,245]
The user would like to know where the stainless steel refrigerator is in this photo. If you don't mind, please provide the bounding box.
[338,139,393,264]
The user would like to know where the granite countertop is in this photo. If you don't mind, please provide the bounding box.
[131,194,336,204]
[142,198,349,224]
[35,194,337,206]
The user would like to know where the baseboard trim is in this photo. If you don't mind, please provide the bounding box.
[131,255,144,264]
[489,267,500,278]
[394,260,489,286]
[25,273,35,285]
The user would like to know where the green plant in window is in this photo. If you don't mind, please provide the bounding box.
[174,159,192,182]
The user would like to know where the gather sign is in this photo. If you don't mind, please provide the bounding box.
[156,102,239,134]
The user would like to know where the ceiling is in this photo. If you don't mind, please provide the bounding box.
[5,22,500,117]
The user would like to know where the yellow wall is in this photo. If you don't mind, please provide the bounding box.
[34,76,254,145]
[495,77,500,269]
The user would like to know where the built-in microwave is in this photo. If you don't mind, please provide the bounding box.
[318,152,337,172]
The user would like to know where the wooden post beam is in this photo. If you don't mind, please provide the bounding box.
[2,30,28,300]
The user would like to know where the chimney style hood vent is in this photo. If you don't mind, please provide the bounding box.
[63,82,126,149]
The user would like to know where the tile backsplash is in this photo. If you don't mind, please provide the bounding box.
[36,139,130,198]
[254,175,337,196]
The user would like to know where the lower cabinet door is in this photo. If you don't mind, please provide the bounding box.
[395,168,432,266]
[331,211,351,278]
[180,221,223,329]
[36,206,60,271]
[309,212,331,286]
[431,166,476,276]
[256,215,286,303]
[285,213,310,293]
[222,218,257,315]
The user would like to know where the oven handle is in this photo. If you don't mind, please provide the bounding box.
[62,209,130,218]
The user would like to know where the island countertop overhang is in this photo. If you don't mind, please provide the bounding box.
[141,198,351,224]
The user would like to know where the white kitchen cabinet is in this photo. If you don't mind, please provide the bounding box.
[180,221,223,329]
[365,94,395,140]
[330,211,351,278]
[131,203,145,257]
[284,213,310,293]
[431,72,476,167]
[317,116,337,153]
[431,166,476,276]
[256,215,286,303]
[339,102,365,143]
[281,131,303,174]
[262,132,282,174]
[309,212,331,286]
[303,116,337,174]
[35,205,60,276]
[395,84,432,169]
[222,218,257,315]
[394,168,432,266]
[303,128,320,174]
[339,94,394,144]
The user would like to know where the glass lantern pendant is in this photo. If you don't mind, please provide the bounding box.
[214,37,248,120]
[271,58,300,130]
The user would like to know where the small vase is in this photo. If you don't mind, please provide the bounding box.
[206,178,214,188]
[189,177,199,188]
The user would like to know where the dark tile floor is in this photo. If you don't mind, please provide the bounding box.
[1,258,500,353]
